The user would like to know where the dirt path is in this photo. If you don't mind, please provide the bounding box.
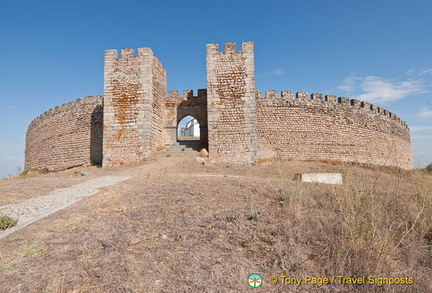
[0,176,130,239]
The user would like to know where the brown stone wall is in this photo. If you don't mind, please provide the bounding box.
[24,41,413,171]
[206,42,257,164]
[103,48,166,166]
[150,55,166,151]
[25,96,103,171]
[256,91,412,169]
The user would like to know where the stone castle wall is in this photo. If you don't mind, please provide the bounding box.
[25,96,103,170]
[102,48,166,166]
[256,91,412,169]
[150,55,167,152]
[24,41,413,171]
[206,42,257,164]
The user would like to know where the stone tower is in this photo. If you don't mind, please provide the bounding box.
[206,42,257,164]
[103,48,166,166]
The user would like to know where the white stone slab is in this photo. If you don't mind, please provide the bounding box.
[295,173,343,185]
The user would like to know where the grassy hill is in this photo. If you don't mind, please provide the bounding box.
[0,156,431,292]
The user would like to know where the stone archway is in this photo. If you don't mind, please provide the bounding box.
[163,90,208,151]
[177,115,204,151]
[176,105,207,146]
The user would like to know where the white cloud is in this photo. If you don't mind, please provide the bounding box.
[0,143,13,149]
[0,156,21,161]
[338,75,428,103]
[0,105,20,110]
[411,135,432,140]
[419,69,432,76]
[358,76,425,103]
[271,69,284,76]
[416,107,432,119]
[338,76,361,92]
[407,68,432,76]
[259,69,285,77]
[410,125,432,131]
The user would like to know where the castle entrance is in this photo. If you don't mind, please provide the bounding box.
[163,89,208,154]
[177,115,202,151]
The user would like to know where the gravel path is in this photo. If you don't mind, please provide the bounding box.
[0,176,130,239]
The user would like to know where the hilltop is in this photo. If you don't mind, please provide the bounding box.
[0,156,431,292]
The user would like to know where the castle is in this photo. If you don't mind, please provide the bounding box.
[25,42,413,170]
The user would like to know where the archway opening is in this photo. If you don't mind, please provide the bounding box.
[177,115,202,151]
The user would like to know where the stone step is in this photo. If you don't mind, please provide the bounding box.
[165,141,202,157]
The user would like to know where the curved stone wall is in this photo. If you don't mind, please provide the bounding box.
[25,96,103,171]
[256,91,412,170]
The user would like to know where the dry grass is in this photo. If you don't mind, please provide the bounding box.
[0,157,431,292]
[0,215,18,231]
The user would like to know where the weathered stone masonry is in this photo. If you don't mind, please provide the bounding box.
[207,42,257,164]
[256,92,412,169]
[25,96,103,170]
[25,41,413,171]
[102,48,166,166]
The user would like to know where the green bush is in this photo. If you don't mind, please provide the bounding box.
[0,215,18,230]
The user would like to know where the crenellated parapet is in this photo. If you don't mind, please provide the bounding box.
[256,89,412,169]
[165,89,207,107]
[255,90,409,130]
[28,96,103,131]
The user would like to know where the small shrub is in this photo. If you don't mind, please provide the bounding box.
[226,211,241,223]
[426,162,432,174]
[247,205,264,221]
[23,247,44,257]
[38,167,50,174]
[19,170,29,176]
[0,215,18,230]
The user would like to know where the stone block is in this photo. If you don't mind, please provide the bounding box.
[294,173,343,185]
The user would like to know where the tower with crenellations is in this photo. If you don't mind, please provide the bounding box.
[206,42,257,164]
[102,47,166,166]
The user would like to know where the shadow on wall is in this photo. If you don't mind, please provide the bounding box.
[90,105,103,166]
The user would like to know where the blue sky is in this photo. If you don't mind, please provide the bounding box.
[1,0,431,177]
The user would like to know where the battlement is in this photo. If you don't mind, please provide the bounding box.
[167,89,207,100]
[206,41,254,54]
[256,90,408,129]
[104,47,154,61]
[29,95,103,130]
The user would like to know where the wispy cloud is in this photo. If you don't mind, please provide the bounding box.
[419,68,432,76]
[0,156,21,161]
[338,76,362,92]
[271,69,284,76]
[338,75,427,103]
[416,107,432,119]
[259,69,285,77]
[411,135,432,140]
[410,125,432,131]
[0,143,13,149]
[0,105,20,110]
